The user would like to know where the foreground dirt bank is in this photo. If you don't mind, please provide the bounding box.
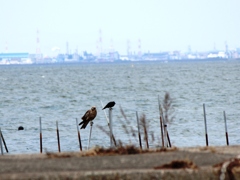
[0,145,239,180]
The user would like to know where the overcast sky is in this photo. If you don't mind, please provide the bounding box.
[0,0,240,56]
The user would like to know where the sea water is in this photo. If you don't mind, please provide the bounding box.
[0,60,239,154]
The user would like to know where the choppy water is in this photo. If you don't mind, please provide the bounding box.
[0,60,239,154]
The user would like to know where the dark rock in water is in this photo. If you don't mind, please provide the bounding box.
[18,126,24,131]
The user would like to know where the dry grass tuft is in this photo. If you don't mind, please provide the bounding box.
[85,145,177,156]
[200,146,217,153]
[154,159,198,170]
[162,92,175,124]
[93,145,142,155]
[44,146,178,159]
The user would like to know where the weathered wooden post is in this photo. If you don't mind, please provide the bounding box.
[76,118,82,151]
[39,117,42,153]
[87,121,94,150]
[56,121,61,152]
[0,128,3,155]
[166,131,172,148]
[160,116,164,147]
[203,103,208,146]
[223,111,229,146]
[158,95,165,148]
[109,108,113,148]
[101,100,116,147]
[0,130,8,153]
[136,111,142,150]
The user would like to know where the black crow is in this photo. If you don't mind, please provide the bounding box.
[102,101,115,110]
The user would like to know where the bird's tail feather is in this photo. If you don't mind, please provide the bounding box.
[80,121,89,129]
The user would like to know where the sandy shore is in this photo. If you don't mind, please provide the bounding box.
[0,145,239,180]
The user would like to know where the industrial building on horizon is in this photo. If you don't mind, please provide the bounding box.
[1,29,240,65]
[0,47,239,65]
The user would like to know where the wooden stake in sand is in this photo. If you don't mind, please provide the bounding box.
[100,101,117,146]
[0,128,3,155]
[39,117,42,153]
[0,130,8,153]
[56,121,61,152]
[109,108,114,148]
[136,111,142,150]
[166,131,172,148]
[87,121,93,150]
[158,95,165,148]
[100,100,116,146]
[159,116,164,147]
[140,114,149,149]
[223,111,229,146]
[163,114,171,148]
[203,103,209,146]
[76,118,82,151]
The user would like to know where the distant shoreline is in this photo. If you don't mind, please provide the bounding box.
[0,58,239,66]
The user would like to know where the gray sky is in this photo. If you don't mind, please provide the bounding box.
[0,0,240,56]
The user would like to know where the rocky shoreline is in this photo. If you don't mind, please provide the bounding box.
[0,145,239,180]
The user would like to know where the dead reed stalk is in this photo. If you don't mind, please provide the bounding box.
[140,114,149,149]
[119,106,138,144]
[161,92,175,147]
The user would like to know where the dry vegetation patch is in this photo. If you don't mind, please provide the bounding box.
[154,159,198,170]
[45,145,178,159]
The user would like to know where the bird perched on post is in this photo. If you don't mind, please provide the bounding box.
[79,106,97,129]
[102,101,115,110]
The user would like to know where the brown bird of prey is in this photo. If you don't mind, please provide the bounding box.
[79,106,97,129]
[102,101,115,110]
